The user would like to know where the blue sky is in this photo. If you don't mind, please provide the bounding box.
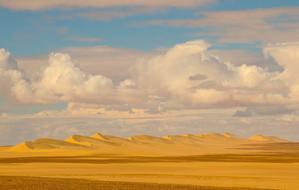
[1,0,299,56]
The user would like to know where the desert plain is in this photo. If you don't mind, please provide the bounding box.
[0,133,298,190]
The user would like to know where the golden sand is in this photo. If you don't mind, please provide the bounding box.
[0,133,298,190]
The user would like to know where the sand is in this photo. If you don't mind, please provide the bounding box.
[0,176,272,190]
[0,133,298,190]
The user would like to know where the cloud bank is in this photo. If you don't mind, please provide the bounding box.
[2,107,299,145]
[1,40,299,114]
[2,40,299,144]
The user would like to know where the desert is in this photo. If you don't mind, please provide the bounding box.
[1,1,299,189]
[0,133,298,190]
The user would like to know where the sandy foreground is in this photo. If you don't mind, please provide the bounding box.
[0,176,273,190]
[0,133,299,190]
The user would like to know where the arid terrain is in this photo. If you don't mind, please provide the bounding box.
[0,133,299,190]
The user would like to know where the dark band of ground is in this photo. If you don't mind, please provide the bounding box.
[1,153,299,164]
[0,176,275,190]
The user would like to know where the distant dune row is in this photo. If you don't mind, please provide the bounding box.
[0,133,298,190]
[1,133,289,156]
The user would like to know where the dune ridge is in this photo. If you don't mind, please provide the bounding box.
[249,135,288,142]
[1,133,298,190]
[6,133,288,155]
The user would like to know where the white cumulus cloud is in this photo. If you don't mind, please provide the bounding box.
[2,40,299,112]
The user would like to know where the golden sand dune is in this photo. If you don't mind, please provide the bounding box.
[5,133,290,156]
[92,133,131,145]
[65,135,119,147]
[249,135,287,143]
[163,134,202,144]
[9,138,84,152]
[128,135,172,144]
[1,133,299,190]
[198,133,240,141]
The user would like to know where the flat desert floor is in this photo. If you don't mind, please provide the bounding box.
[0,133,298,190]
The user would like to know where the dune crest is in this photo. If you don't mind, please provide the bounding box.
[7,133,290,155]
[249,135,287,142]
[91,133,107,140]
[129,135,171,144]
[10,142,33,152]
[10,138,83,152]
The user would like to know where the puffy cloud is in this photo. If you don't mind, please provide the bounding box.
[33,53,114,103]
[0,49,33,101]
[17,46,152,82]
[61,46,152,81]
[0,50,116,105]
[0,49,17,70]
[264,42,299,82]
[234,64,269,88]
[135,41,230,97]
[0,0,213,11]
[3,40,299,145]
[210,50,282,72]
[264,42,299,101]
[134,40,281,107]
[119,79,136,89]
[2,39,299,112]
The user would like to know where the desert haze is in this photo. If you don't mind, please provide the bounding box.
[0,133,299,190]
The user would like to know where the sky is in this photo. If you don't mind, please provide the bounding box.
[1,0,299,145]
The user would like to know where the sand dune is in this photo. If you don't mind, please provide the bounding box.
[129,135,172,144]
[65,135,119,147]
[5,133,292,156]
[92,133,131,145]
[9,138,84,152]
[198,133,240,141]
[249,135,287,143]
[1,133,299,190]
